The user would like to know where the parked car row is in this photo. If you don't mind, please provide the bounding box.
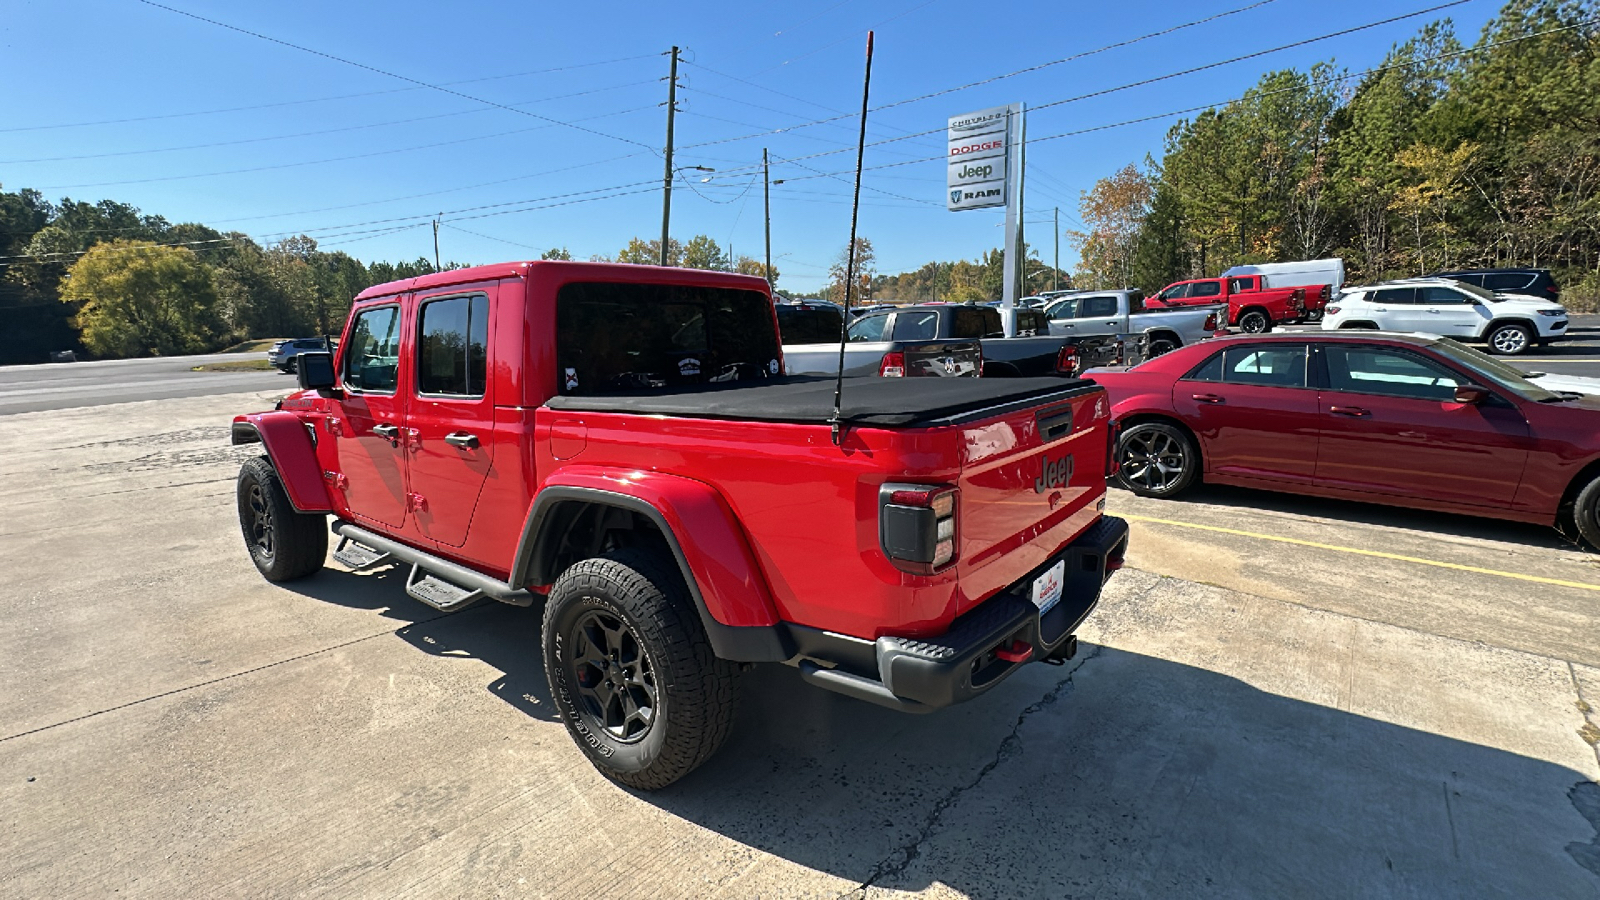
[1323,276,1567,356]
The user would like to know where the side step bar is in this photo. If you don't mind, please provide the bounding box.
[330,521,533,610]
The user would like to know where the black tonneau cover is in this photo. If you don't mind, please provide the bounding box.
[544,375,1095,427]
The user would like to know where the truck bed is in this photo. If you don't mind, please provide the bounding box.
[545,375,1095,427]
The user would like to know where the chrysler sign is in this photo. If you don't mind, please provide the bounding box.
[947,105,1011,211]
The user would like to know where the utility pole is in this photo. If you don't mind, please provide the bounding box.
[432,216,441,270]
[1053,206,1059,291]
[660,46,680,267]
[763,147,773,289]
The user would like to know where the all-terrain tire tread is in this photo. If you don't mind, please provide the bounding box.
[237,455,327,582]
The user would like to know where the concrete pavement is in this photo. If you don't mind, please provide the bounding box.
[1,391,1598,898]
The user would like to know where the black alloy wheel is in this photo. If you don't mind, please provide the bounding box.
[1115,422,1198,497]
[566,609,659,743]
[1238,310,1271,334]
[246,480,276,563]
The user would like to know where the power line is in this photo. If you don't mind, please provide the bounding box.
[35,103,658,190]
[0,80,659,165]
[135,1,660,151]
[0,53,660,134]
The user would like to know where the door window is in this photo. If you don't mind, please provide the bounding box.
[1015,311,1048,336]
[1228,278,1254,293]
[1184,345,1307,387]
[1324,346,1467,401]
[892,310,939,341]
[1372,287,1418,304]
[1452,273,1486,287]
[417,294,488,396]
[1191,281,1222,298]
[950,307,1000,338]
[847,312,891,342]
[1484,272,1536,292]
[1045,298,1076,319]
[343,305,401,393]
[1159,283,1193,301]
[1078,296,1118,318]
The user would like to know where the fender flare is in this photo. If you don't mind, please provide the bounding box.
[511,469,794,663]
[231,412,333,513]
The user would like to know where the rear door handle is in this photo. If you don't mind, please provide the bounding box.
[372,423,400,439]
[1329,406,1370,417]
[1191,393,1224,404]
[444,431,480,449]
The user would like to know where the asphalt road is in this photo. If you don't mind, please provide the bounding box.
[0,352,292,415]
[2,390,1597,898]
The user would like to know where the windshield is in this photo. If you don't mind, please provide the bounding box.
[1428,338,1562,402]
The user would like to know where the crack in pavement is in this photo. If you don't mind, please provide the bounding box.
[838,637,1117,898]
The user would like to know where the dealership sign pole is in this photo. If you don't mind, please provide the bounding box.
[948,103,1023,324]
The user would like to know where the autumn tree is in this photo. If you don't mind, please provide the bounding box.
[540,247,573,260]
[616,237,683,266]
[1071,164,1153,288]
[734,255,780,288]
[828,237,876,305]
[61,240,223,357]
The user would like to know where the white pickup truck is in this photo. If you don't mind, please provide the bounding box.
[1044,289,1223,357]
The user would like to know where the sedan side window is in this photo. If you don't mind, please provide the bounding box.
[343,305,401,393]
[1325,346,1466,401]
[847,312,892,342]
[1221,345,1308,388]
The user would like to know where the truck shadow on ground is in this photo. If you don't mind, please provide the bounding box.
[1118,482,1579,553]
[652,647,1600,898]
[279,564,558,724]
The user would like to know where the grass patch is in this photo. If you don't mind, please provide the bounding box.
[221,338,286,353]
[191,359,278,372]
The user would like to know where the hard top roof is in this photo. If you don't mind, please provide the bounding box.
[353,259,772,302]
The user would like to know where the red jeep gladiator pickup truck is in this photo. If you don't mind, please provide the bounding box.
[231,260,1128,788]
[1144,274,1305,332]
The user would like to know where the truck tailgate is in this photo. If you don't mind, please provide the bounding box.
[901,340,981,377]
[954,387,1110,612]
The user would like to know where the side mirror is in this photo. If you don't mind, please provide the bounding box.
[297,352,338,392]
[1454,384,1490,405]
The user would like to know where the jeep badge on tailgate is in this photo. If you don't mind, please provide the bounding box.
[1035,453,1073,494]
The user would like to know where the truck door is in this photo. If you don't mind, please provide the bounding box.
[1052,294,1121,336]
[403,286,498,547]
[330,302,410,528]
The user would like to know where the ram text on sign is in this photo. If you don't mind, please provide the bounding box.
[947,105,1009,211]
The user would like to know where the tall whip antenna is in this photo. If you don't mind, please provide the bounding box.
[830,30,875,446]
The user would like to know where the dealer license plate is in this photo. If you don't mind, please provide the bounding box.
[1031,560,1066,615]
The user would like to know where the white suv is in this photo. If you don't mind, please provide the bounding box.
[1321,278,1567,355]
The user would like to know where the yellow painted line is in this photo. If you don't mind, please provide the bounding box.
[1121,513,1600,593]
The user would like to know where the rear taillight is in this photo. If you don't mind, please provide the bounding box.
[879,483,958,574]
[1113,338,1126,365]
[879,351,905,377]
[1203,312,1218,331]
[1320,285,1331,301]
[1055,344,1078,376]
[1549,285,1561,295]
[1105,419,1121,478]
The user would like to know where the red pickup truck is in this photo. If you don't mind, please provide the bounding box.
[1144,274,1305,332]
[230,260,1128,789]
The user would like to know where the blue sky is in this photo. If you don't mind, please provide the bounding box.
[1,0,1502,293]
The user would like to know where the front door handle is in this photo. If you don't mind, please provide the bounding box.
[1191,393,1224,404]
[372,423,400,439]
[444,431,480,449]
[1329,406,1370,417]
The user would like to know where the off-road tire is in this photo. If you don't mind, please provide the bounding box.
[237,455,327,581]
[1487,322,1533,356]
[542,548,739,790]
[1572,476,1600,551]
[1237,309,1271,334]
[1115,421,1200,498]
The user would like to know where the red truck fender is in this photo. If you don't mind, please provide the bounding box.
[511,467,794,663]
[231,412,333,513]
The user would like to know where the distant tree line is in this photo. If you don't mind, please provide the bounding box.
[1069,0,1600,306]
[0,189,468,362]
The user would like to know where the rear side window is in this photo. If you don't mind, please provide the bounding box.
[1484,272,1536,292]
[847,312,891,342]
[893,310,940,341]
[775,305,843,344]
[343,305,401,393]
[1192,281,1222,298]
[1228,277,1253,293]
[556,282,780,394]
[1015,311,1049,336]
[418,294,488,396]
[1419,286,1470,305]
[1372,287,1418,304]
[1079,296,1118,318]
[1185,345,1307,388]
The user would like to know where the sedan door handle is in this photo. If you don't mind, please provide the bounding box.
[444,431,480,449]
[1191,393,1224,404]
[1329,406,1370,417]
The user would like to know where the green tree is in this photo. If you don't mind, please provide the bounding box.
[540,247,573,260]
[734,255,779,288]
[682,235,731,271]
[616,237,682,266]
[61,240,222,357]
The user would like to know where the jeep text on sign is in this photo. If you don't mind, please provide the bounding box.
[947,104,1011,211]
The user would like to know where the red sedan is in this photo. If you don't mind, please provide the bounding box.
[1090,332,1600,546]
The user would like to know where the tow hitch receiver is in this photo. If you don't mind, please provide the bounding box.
[995,640,1033,663]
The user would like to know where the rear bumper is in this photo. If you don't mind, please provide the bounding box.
[797,515,1130,712]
